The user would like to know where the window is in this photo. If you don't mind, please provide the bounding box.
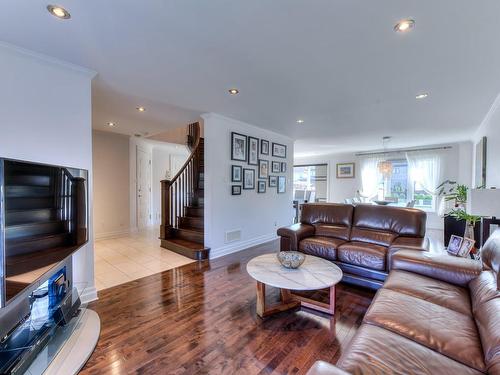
[293,164,327,202]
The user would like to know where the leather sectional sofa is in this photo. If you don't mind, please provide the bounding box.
[306,229,500,375]
[277,203,429,289]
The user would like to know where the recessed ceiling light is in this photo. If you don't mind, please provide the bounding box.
[416,93,429,99]
[47,5,71,19]
[296,119,304,124]
[228,88,239,95]
[136,106,146,112]
[394,19,415,32]
[107,122,116,127]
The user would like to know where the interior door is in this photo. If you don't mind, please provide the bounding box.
[137,147,152,229]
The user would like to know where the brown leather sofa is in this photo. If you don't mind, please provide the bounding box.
[277,203,428,289]
[306,229,500,375]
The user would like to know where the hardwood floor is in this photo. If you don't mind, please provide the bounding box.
[81,240,375,375]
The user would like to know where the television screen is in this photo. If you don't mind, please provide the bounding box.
[0,159,88,307]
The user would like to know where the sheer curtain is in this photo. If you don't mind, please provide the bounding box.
[359,156,382,200]
[406,150,443,210]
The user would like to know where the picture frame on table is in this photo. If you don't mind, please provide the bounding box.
[258,160,269,179]
[248,137,259,165]
[447,235,463,256]
[243,168,255,189]
[269,176,278,187]
[272,142,287,158]
[231,132,247,162]
[271,161,281,174]
[231,165,242,182]
[277,176,286,194]
[458,237,475,257]
[257,180,266,193]
[260,139,269,156]
[280,162,286,173]
[231,185,241,195]
[336,163,355,178]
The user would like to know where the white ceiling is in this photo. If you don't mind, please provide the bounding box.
[1,1,500,156]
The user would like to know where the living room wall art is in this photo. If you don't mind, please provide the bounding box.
[231,165,242,182]
[336,163,355,178]
[277,175,286,193]
[232,185,241,195]
[231,132,247,162]
[269,176,277,187]
[272,142,287,158]
[257,180,266,193]
[260,139,269,155]
[271,161,281,174]
[248,137,259,165]
[243,168,255,189]
[258,160,269,179]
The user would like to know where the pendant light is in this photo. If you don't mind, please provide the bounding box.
[378,136,393,177]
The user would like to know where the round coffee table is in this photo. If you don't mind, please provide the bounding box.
[246,253,343,318]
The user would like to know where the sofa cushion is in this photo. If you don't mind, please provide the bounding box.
[469,270,500,312]
[384,270,472,316]
[301,203,354,241]
[474,298,500,371]
[363,288,485,372]
[350,227,397,247]
[337,241,387,271]
[337,324,483,375]
[299,236,345,261]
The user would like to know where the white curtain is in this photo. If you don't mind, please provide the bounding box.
[405,151,442,195]
[359,156,382,199]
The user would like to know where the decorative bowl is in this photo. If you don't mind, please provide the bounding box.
[277,251,305,269]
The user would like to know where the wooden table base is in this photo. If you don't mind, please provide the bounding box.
[255,282,336,318]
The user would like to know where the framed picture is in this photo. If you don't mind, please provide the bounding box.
[231,165,242,182]
[231,132,247,162]
[258,160,269,179]
[271,161,281,173]
[269,176,278,187]
[336,163,355,178]
[243,168,255,189]
[277,176,286,193]
[475,136,487,188]
[260,139,269,155]
[280,162,286,173]
[272,142,287,158]
[257,180,266,193]
[248,137,259,165]
[447,235,463,256]
[231,185,241,195]
[458,237,475,257]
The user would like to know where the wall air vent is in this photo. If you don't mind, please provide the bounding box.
[225,229,241,244]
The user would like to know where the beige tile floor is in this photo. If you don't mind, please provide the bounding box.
[94,228,194,291]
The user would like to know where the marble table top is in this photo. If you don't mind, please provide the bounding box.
[246,253,343,291]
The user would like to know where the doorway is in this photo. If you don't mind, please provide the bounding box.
[136,147,152,229]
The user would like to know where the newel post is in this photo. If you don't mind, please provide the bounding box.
[160,179,172,239]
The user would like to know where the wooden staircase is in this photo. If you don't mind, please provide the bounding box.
[159,123,209,260]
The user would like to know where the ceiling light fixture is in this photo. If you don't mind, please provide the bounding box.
[107,122,116,127]
[136,106,146,112]
[47,5,71,19]
[415,93,429,100]
[296,119,304,124]
[228,88,239,95]
[394,19,415,32]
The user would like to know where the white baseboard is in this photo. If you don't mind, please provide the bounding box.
[80,286,98,304]
[209,233,278,259]
[94,229,130,241]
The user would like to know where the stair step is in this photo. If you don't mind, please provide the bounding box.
[160,238,209,260]
[5,175,51,187]
[179,216,204,230]
[185,206,204,217]
[6,233,71,257]
[5,220,66,240]
[174,227,204,243]
[5,185,52,198]
[6,208,58,226]
[5,197,54,210]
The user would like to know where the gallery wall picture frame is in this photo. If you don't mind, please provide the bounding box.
[336,163,355,178]
[271,161,281,174]
[280,162,286,173]
[248,137,259,165]
[232,185,242,195]
[260,139,269,155]
[269,176,278,187]
[231,165,242,182]
[258,160,269,179]
[277,176,286,193]
[272,142,287,158]
[243,168,255,189]
[257,180,266,193]
[231,132,247,162]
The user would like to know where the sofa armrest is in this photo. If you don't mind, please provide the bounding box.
[387,237,429,270]
[277,223,315,251]
[391,250,482,287]
[306,361,351,375]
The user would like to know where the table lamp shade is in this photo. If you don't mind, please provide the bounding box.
[468,189,500,217]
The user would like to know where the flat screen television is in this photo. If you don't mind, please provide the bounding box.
[0,158,88,334]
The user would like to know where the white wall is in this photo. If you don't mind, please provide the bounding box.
[473,94,500,188]
[203,113,294,258]
[294,141,473,233]
[129,137,152,231]
[0,43,97,302]
[92,130,130,239]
